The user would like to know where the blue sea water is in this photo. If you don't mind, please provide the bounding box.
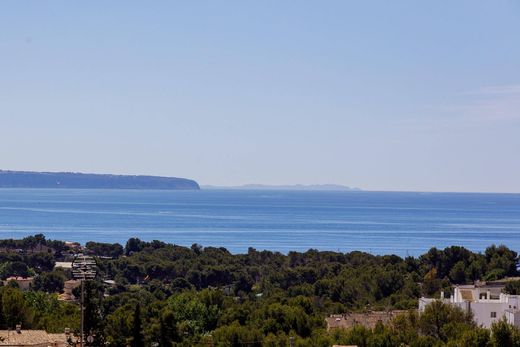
[0,189,519,256]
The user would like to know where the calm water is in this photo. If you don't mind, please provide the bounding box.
[0,189,519,256]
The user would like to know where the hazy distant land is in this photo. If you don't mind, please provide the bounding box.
[0,170,200,190]
[202,184,361,191]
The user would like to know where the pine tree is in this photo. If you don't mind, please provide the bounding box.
[83,281,105,347]
[131,303,144,347]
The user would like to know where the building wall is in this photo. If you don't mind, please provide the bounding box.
[418,298,449,312]
[506,296,520,310]
[4,278,34,291]
[465,302,506,328]
[514,312,519,327]
[506,311,520,327]
[421,286,520,329]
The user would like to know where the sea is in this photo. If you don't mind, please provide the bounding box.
[0,188,519,257]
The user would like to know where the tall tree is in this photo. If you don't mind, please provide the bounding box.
[83,281,105,347]
[131,303,144,347]
[1,287,33,328]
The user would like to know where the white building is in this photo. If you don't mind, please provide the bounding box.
[3,277,34,291]
[419,281,520,328]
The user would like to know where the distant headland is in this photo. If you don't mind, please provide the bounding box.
[0,170,200,190]
[202,184,361,191]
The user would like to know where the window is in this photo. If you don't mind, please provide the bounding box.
[491,312,497,318]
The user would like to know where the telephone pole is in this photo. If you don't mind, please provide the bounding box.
[72,254,97,347]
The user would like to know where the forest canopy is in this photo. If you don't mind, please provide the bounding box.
[0,235,518,346]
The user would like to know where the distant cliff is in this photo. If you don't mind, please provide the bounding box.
[0,170,200,190]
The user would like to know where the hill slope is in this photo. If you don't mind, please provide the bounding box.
[0,170,200,190]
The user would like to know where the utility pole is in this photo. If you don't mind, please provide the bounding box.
[72,254,97,347]
[81,280,84,347]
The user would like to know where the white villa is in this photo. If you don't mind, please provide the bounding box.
[419,281,520,328]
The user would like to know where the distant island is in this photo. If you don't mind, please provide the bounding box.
[0,170,200,190]
[202,184,361,191]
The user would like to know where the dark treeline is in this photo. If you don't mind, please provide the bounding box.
[0,170,200,190]
[0,235,519,346]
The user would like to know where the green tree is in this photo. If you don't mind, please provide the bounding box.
[167,292,218,334]
[213,321,263,347]
[86,242,124,258]
[131,303,144,347]
[453,327,491,347]
[83,281,105,347]
[159,309,179,347]
[505,280,520,295]
[125,238,146,255]
[33,272,65,293]
[449,261,467,284]
[104,305,133,347]
[419,300,473,342]
[1,287,33,328]
[0,261,32,279]
[490,318,520,347]
[26,252,55,272]
[485,245,518,278]
[25,291,79,332]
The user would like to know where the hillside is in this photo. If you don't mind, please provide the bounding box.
[0,170,200,190]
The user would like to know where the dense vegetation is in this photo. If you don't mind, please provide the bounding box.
[0,234,518,346]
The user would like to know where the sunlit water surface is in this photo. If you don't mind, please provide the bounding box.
[0,189,519,256]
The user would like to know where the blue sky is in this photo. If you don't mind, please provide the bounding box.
[1,1,519,192]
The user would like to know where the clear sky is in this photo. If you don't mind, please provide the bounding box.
[1,1,519,192]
